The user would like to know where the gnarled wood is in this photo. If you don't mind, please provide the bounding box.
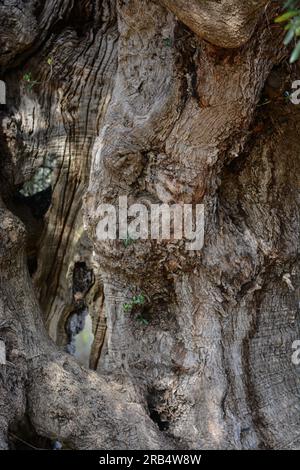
[157,0,268,48]
[1,0,300,450]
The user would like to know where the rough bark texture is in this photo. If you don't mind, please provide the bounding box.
[1,0,300,450]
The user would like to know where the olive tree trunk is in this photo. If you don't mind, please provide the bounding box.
[1,0,300,450]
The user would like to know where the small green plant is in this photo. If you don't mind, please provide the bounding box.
[23,57,54,91]
[136,315,149,326]
[123,294,146,313]
[123,293,149,326]
[275,1,300,63]
[23,72,39,90]
[123,233,135,248]
[163,37,172,47]
[123,302,132,313]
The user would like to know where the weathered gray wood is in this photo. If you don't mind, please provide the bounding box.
[1,0,300,450]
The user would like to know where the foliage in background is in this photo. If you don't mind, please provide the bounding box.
[276,0,300,62]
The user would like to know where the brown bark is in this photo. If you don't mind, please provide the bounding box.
[1,0,300,450]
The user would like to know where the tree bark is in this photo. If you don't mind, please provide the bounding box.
[1,0,300,450]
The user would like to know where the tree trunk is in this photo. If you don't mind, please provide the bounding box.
[1,0,300,450]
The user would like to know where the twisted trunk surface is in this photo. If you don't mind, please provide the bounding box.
[1,0,300,450]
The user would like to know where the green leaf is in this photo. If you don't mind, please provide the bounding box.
[284,28,295,45]
[137,316,149,326]
[23,72,32,82]
[163,37,172,47]
[275,10,300,23]
[290,39,300,62]
[123,303,132,313]
[284,0,299,9]
[123,235,134,248]
[133,294,145,305]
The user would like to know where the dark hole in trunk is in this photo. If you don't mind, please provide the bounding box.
[147,388,170,432]
[8,416,55,450]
